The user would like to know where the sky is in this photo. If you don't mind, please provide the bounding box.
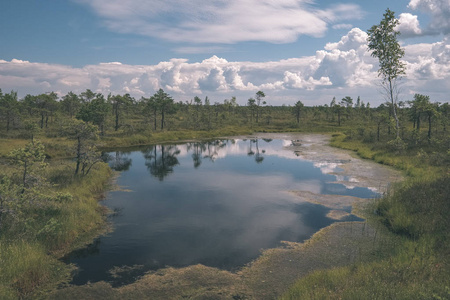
[1,0,449,106]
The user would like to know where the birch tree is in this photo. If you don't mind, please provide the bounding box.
[367,8,406,139]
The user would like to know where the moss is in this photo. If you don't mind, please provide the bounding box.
[49,265,251,300]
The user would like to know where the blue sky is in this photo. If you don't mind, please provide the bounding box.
[1,0,449,106]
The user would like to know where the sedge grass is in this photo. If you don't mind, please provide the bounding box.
[0,241,73,299]
[0,161,112,298]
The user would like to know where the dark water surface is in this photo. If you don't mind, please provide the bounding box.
[66,139,374,285]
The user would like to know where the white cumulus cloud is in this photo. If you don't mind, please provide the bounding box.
[397,13,422,37]
[408,0,450,35]
[1,28,449,105]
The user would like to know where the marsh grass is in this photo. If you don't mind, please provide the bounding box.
[281,134,450,300]
[0,136,73,159]
[330,133,446,178]
[0,139,28,157]
[0,241,73,299]
[0,160,112,299]
[280,253,450,300]
[45,163,113,254]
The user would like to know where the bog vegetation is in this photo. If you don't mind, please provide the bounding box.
[0,85,448,299]
[0,9,449,299]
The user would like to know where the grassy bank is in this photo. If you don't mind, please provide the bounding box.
[0,156,112,299]
[329,133,447,179]
[281,133,450,299]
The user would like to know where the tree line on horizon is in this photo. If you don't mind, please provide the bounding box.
[0,87,448,141]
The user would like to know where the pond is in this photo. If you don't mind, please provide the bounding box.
[66,138,376,286]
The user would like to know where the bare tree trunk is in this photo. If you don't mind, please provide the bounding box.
[417,113,421,131]
[115,107,119,131]
[388,109,391,135]
[75,137,81,175]
[6,113,10,132]
[428,113,432,142]
[377,122,381,141]
[389,78,400,138]
[21,161,28,194]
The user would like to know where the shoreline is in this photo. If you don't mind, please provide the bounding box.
[50,133,403,299]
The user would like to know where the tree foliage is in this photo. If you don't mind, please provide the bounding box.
[61,91,81,118]
[64,119,99,175]
[0,90,19,132]
[9,140,47,193]
[367,8,406,139]
[146,89,176,130]
[255,90,266,123]
[77,93,109,135]
[292,100,304,124]
[35,93,58,129]
[109,93,133,131]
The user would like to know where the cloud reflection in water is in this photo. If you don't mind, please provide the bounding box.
[69,138,375,285]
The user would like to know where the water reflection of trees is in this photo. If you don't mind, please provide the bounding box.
[188,142,206,168]
[141,139,270,178]
[247,139,255,156]
[255,139,264,164]
[187,139,270,166]
[205,140,227,161]
[247,139,265,164]
[143,145,180,181]
[105,151,133,171]
[186,140,228,168]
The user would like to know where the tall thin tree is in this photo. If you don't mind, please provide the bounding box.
[367,8,406,139]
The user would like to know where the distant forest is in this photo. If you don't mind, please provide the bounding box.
[0,88,448,151]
